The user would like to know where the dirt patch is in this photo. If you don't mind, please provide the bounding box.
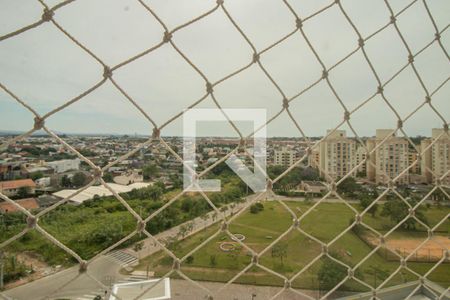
[367,235,449,260]
[4,252,60,289]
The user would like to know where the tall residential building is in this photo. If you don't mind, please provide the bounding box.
[355,146,367,175]
[421,128,450,184]
[319,130,356,180]
[274,147,296,167]
[309,147,320,169]
[408,150,420,175]
[367,129,409,185]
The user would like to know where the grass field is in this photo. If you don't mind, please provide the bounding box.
[135,200,450,292]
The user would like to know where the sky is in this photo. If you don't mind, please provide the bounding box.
[0,0,449,138]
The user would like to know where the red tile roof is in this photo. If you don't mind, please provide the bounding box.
[0,198,39,213]
[0,179,36,190]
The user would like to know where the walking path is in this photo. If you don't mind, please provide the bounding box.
[125,194,259,259]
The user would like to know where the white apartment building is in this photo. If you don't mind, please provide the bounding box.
[319,130,356,180]
[421,128,450,184]
[367,129,409,185]
[355,146,367,175]
[47,158,81,173]
[274,147,296,167]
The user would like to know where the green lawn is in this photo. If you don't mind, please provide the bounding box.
[135,200,450,292]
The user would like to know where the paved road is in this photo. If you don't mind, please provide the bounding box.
[2,256,124,300]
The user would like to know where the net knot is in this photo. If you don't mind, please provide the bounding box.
[206,82,213,94]
[435,32,441,40]
[221,221,228,231]
[152,127,160,139]
[103,66,112,78]
[295,18,303,29]
[347,268,354,278]
[42,9,54,22]
[173,258,181,270]
[390,16,396,24]
[284,279,291,288]
[33,117,45,130]
[216,0,224,5]
[329,182,337,192]
[137,220,145,233]
[79,260,88,273]
[400,258,407,267]
[435,178,441,186]
[388,180,395,189]
[377,86,384,94]
[344,111,350,121]
[408,54,414,63]
[163,31,172,43]
[27,215,37,228]
[425,96,431,103]
[92,167,103,178]
[322,69,328,79]
[252,53,260,64]
[252,254,259,265]
[358,38,365,47]
[282,98,289,109]
[397,119,403,129]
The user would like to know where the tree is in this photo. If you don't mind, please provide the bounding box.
[337,177,360,198]
[133,241,144,252]
[148,186,163,200]
[250,202,264,214]
[102,172,113,183]
[30,172,44,181]
[143,164,158,180]
[61,175,71,188]
[186,255,194,264]
[271,243,288,265]
[318,258,347,291]
[72,172,87,188]
[17,187,30,198]
[381,199,428,230]
[360,197,378,217]
[209,255,217,266]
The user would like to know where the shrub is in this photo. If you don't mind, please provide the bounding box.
[186,255,194,264]
[250,202,264,214]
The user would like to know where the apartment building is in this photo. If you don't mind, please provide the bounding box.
[309,147,320,169]
[421,128,450,184]
[367,129,409,185]
[274,147,296,167]
[319,130,356,180]
[355,146,367,175]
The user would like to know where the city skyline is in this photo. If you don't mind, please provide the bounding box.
[1,0,449,137]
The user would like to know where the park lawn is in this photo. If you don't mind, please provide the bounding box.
[357,203,449,234]
[135,200,450,292]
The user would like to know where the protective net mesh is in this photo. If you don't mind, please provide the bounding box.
[0,0,449,299]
